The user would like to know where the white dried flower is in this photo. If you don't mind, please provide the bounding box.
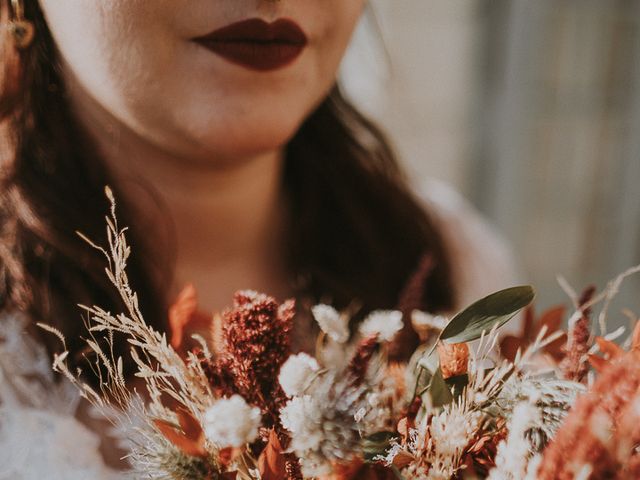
[280,395,324,453]
[410,310,449,343]
[280,374,365,477]
[496,376,583,447]
[430,408,481,459]
[355,373,404,435]
[489,401,541,480]
[428,463,455,480]
[317,335,350,370]
[374,438,405,466]
[359,310,404,342]
[354,407,367,423]
[411,310,448,331]
[203,395,261,448]
[524,454,542,480]
[279,353,320,397]
[311,304,350,343]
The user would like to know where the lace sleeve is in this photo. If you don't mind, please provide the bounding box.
[0,312,121,480]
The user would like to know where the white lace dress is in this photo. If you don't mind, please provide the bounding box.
[0,314,121,479]
[0,181,518,479]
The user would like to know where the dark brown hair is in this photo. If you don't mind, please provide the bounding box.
[0,1,454,369]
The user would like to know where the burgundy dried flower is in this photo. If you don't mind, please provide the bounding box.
[463,419,508,478]
[194,350,236,398]
[285,456,303,480]
[347,335,379,385]
[218,291,294,416]
[396,253,434,315]
[559,285,595,382]
[390,253,434,360]
[196,291,302,470]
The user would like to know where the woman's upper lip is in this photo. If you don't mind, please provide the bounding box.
[193,18,308,45]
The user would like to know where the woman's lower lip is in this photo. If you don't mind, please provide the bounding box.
[195,40,305,71]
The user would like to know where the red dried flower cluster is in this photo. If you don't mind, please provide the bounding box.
[219,291,293,409]
[559,286,596,383]
[196,291,302,480]
[196,291,294,427]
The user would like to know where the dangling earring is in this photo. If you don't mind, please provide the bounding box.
[8,0,34,49]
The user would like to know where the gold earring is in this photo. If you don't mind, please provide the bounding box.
[8,0,35,49]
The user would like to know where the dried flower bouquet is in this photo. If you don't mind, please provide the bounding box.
[43,190,640,479]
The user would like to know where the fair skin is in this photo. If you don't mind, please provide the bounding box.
[38,0,366,313]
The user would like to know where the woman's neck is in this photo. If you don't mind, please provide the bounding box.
[66,84,292,314]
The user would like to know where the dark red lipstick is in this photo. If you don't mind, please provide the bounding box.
[193,18,307,72]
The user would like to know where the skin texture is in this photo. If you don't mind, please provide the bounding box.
[38,0,366,164]
[35,0,367,312]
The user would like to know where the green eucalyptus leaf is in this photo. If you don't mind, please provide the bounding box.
[409,343,437,400]
[425,366,453,407]
[412,342,440,386]
[416,347,439,375]
[440,285,535,344]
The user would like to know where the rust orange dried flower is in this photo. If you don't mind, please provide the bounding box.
[319,459,397,480]
[538,324,640,480]
[258,429,288,480]
[153,409,207,458]
[437,341,469,379]
[168,284,213,352]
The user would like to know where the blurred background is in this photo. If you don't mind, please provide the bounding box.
[341,0,640,328]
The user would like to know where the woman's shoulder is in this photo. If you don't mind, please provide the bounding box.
[413,178,521,311]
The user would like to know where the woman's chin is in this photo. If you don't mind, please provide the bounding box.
[190,124,300,162]
[180,136,291,167]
